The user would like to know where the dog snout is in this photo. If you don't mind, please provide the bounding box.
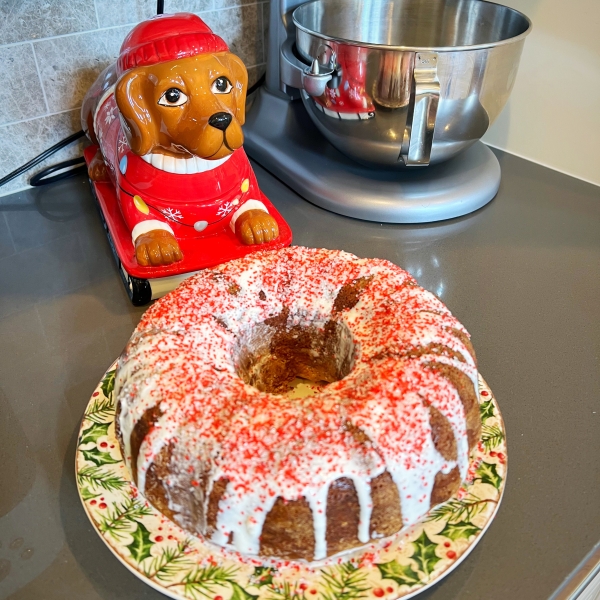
[208,112,232,131]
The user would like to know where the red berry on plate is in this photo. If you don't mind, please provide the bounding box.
[155,535,163,542]
[446,550,457,559]
[490,451,497,457]
[310,590,317,595]
[90,500,97,505]
[99,502,107,510]
[444,541,451,547]
[299,583,308,590]
[386,587,393,594]
[214,596,223,600]
[100,441,108,448]
[373,588,385,597]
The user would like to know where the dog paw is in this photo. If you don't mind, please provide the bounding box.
[235,210,279,245]
[88,149,109,182]
[135,230,183,266]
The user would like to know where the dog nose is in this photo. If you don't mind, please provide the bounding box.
[208,112,232,131]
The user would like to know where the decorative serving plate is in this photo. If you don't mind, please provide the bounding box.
[76,362,506,600]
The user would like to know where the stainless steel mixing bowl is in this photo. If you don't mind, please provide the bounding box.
[292,0,531,167]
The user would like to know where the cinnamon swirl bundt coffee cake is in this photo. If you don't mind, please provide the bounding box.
[115,247,481,561]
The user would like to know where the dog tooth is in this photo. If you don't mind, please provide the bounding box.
[163,155,176,173]
[195,157,208,174]
[151,154,164,170]
[174,157,186,175]
[141,154,152,164]
[184,158,195,174]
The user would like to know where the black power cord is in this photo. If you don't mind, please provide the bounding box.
[0,129,86,189]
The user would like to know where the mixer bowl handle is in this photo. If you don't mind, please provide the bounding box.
[403,52,440,166]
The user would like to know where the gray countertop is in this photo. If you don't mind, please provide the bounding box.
[0,149,599,599]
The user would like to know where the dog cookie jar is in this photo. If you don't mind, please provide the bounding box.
[81,12,292,283]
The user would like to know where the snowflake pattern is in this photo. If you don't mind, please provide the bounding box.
[118,135,128,154]
[160,207,183,222]
[104,106,117,125]
[216,201,235,218]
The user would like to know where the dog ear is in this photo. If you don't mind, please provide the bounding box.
[227,54,249,126]
[115,69,158,156]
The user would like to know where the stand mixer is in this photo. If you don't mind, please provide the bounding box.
[244,0,531,223]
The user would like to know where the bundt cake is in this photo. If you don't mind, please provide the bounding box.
[115,246,481,561]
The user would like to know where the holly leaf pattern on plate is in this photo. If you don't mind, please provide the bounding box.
[251,567,276,587]
[479,399,495,421]
[439,521,481,541]
[82,446,120,467]
[410,531,440,577]
[127,521,154,563]
[231,582,259,600]
[80,486,101,501]
[100,368,116,398]
[80,421,110,445]
[475,461,502,490]
[377,559,420,587]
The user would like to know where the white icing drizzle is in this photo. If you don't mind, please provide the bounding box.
[349,475,374,543]
[211,480,279,555]
[305,485,330,560]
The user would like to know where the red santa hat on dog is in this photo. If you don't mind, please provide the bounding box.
[117,13,229,75]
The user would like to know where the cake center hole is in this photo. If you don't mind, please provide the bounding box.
[235,317,355,396]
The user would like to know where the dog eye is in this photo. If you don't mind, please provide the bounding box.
[211,76,233,94]
[158,88,188,107]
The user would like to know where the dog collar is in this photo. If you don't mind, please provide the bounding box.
[141,152,232,175]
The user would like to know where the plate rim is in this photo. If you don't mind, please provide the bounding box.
[76,362,507,600]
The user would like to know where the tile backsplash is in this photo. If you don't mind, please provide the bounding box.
[0,0,268,196]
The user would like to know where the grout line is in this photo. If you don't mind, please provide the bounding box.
[0,23,133,50]
[93,0,101,29]
[0,0,264,52]
[484,142,600,189]
[30,42,50,114]
[259,1,265,64]
[0,107,81,129]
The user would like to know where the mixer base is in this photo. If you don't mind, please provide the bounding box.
[244,88,501,224]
